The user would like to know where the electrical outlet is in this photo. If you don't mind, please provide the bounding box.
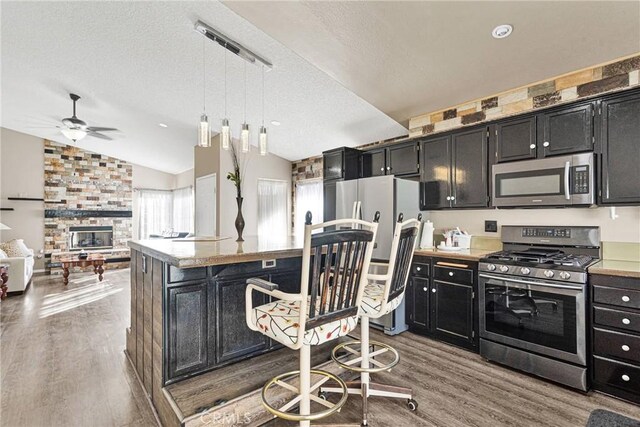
[485,220,498,233]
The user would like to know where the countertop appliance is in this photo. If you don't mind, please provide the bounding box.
[492,153,594,207]
[478,225,600,391]
[336,175,420,335]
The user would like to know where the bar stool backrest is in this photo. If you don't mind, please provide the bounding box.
[386,214,422,304]
[301,211,379,331]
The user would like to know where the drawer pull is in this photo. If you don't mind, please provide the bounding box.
[423,287,428,292]
[621,374,630,382]
[449,272,454,277]
[622,318,631,325]
[622,345,630,352]
[622,295,630,302]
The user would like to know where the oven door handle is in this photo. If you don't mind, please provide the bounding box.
[479,273,584,290]
[564,160,571,200]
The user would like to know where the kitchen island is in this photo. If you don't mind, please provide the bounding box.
[125,236,306,426]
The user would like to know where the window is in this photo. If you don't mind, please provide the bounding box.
[257,179,288,241]
[295,180,323,235]
[137,190,173,239]
[173,186,194,234]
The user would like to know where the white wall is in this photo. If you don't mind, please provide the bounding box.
[0,128,45,269]
[218,143,292,238]
[425,206,640,243]
[175,168,194,189]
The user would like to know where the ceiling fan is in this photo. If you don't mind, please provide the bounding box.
[58,93,119,142]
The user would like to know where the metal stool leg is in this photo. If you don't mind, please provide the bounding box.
[300,345,311,427]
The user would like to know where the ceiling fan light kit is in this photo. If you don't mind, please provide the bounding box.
[59,93,119,142]
[61,127,87,142]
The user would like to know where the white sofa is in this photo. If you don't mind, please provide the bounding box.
[0,249,35,294]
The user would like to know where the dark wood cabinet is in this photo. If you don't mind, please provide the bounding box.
[420,126,488,210]
[590,273,640,404]
[216,277,269,364]
[538,101,594,157]
[406,256,478,352]
[598,89,640,205]
[494,115,537,163]
[451,127,489,208]
[361,141,419,178]
[167,281,209,379]
[360,148,386,177]
[322,147,360,181]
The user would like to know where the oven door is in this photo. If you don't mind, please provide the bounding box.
[492,153,594,207]
[479,273,586,365]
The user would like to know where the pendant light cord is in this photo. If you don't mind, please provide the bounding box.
[202,37,206,112]
[261,66,265,126]
[224,48,227,117]
[243,61,247,122]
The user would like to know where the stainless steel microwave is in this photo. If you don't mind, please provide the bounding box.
[492,153,595,207]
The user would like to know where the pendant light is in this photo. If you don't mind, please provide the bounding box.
[198,38,211,147]
[259,65,268,156]
[240,61,250,153]
[221,48,230,150]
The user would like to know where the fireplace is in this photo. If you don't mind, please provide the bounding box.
[69,226,113,251]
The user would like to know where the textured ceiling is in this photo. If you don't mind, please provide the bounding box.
[1,1,406,174]
[225,1,640,125]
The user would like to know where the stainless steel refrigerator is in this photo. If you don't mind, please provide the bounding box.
[336,175,420,335]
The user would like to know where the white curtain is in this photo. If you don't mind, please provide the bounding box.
[258,179,288,240]
[138,190,173,239]
[173,186,194,234]
[295,180,323,235]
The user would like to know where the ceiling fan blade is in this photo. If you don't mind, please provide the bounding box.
[86,127,119,132]
[87,132,113,141]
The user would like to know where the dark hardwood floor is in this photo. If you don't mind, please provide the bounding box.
[1,269,638,427]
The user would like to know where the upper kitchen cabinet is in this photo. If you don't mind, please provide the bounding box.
[361,141,419,178]
[322,147,360,181]
[494,101,595,163]
[420,125,489,210]
[538,101,594,157]
[598,88,640,205]
[494,115,537,163]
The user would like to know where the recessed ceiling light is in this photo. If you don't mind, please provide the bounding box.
[492,24,513,39]
[270,120,281,126]
[159,123,168,128]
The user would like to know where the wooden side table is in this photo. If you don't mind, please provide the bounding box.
[59,255,106,286]
[0,265,8,300]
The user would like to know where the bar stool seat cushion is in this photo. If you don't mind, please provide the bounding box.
[252,298,358,347]
[361,282,403,317]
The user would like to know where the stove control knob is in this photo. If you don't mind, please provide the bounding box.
[499,265,509,273]
[559,271,571,280]
[520,267,531,275]
[544,270,555,278]
[487,264,496,271]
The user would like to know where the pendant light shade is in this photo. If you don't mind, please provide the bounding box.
[198,113,211,147]
[241,123,250,153]
[221,118,230,150]
[259,126,267,156]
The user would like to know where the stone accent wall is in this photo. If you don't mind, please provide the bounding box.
[408,54,640,137]
[290,156,323,229]
[44,140,132,270]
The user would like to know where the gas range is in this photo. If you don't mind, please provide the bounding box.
[479,225,601,285]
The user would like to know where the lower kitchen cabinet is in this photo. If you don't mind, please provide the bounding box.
[164,257,302,384]
[590,273,640,404]
[406,256,478,352]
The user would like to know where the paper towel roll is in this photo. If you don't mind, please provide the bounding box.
[420,221,434,249]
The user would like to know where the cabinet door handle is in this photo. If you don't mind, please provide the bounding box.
[380,167,384,171]
[432,288,436,293]
[446,196,451,201]
[450,196,456,201]
[448,272,454,277]
[423,287,428,292]
[622,374,630,382]
[416,267,421,271]
[622,295,630,302]
[622,345,630,352]
[529,144,536,149]
[543,141,550,147]
[387,166,391,171]
[622,318,631,325]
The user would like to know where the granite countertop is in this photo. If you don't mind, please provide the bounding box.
[414,247,496,261]
[128,236,303,268]
[588,260,640,279]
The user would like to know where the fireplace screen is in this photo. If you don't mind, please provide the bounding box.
[69,226,113,250]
